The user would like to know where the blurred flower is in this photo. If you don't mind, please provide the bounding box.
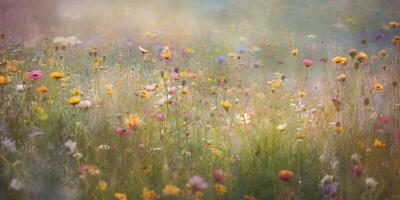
[140,90,150,98]
[160,46,172,60]
[374,83,384,92]
[216,55,227,64]
[162,184,180,196]
[332,56,347,65]
[115,192,127,200]
[214,183,227,196]
[320,175,338,197]
[214,168,226,182]
[243,195,257,200]
[379,114,390,125]
[115,127,130,136]
[188,175,208,191]
[296,131,305,140]
[144,84,157,91]
[277,123,287,131]
[76,100,92,110]
[235,113,250,125]
[348,49,358,58]
[154,112,165,121]
[64,140,77,153]
[37,85,49,94]
[16,83,26,92]
[290,48,298,56]
[50,71,64,79]
[365,177,378,190]
[27,70,42,80]
[53,36,82,46]
[352,164,362,177]
[0,75,10,85]
[303,59,313,67]
[356,52,368,62]
[221,100,233,111]
[9,179,24,190]
[336,74,347,82]
[278,170,293,181]
[389,21,400,28]
[68,96,81,105]
[71,88,81,95]
[373,139,385,148]
[142,187,160,200]
[98,180,107,191]
[392,36,400,45]
[125,114,141,129]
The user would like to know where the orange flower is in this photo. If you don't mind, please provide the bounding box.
[389,21,400,28]
[37,85,49,94]
[392,36,400,45]
[160,46,172,60]
[373,139,385,148]
[278,170,293,181]
[126,114,141,129]
[115,192,127,200]
[0,75,11,85]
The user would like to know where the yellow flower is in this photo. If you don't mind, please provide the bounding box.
[71,88,81,95]
[162,184,180,196]
[126,114,141,129]
[142,187,160,200]
[68,96,81,105]
[297,91,307,98]
[180,88,189,97]
[106,86,113,94]
[296,131,305,140]
[392,36,400,45]
[98,180,107,191]
[270,79,283,89]
[37,86,49,94]
[211,147,222,157]
[115,192,127,200]
[0,75,11,85]
[140,90,150,98]
[221,100,233,111]
[373,139,385,148]
[214,184,227,196]
[290,48,298,56]
[50,71,64,79]
[374,83,384,92]
[160,46,172,60]
[332,56,348,65]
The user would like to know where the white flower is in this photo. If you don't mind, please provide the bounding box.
[73,152,83,160]
[16,84,26,92]
[64,140,77,153]
[97,144,110,150]
[53,36,82,46]
[1,138,16,152]
[320,175,334,185]
[9,179,24,190]
[76,100,92,110]
[277,123,287,131]
[365,177,378,190]
[235,113,250,125]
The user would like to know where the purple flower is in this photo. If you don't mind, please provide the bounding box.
[216,55,226,64]
[188,175,208,191]
[322,182,338,197]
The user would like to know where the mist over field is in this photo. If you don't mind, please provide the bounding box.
[1,0,400,200]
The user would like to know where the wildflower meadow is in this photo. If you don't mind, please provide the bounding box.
[0,0,400,199]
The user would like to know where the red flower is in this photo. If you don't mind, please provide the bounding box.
[278,170,293,181]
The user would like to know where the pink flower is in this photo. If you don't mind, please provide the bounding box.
[171,72,180,80]
[27,70,42,80]
[188,175,208,191]
[144,84,157,91]
[214,168,225,182]
[154,112,165,121]
[168,86,176,94]
[115,127,130,136]
[303,59,314,67]
[379,114,390,125]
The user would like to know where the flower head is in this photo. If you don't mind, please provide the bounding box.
[303,59,313,67]
[188,175,208,191]
[50,71,64,79]
[278,170,293,181]
[162,184,180,196]
[68,96,81,105]
[27,70,42,80]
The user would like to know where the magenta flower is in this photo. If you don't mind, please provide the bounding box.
[379,114,390,125]
[352,164,362,177]
[303,59,314,67]
[27,70,42,80]
[395,130,400,142]
[115,127,130,136]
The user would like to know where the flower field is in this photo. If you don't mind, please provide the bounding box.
[0,1,400,199]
